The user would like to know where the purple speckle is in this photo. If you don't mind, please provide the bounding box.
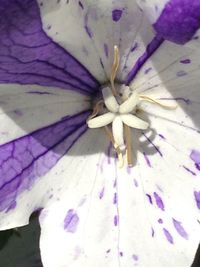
[158,218,163,224]
[106,249,111,254]
[180,59,191,64]
[114,215,118,226]
[127,166,132,174]
[27,91,54,95]
[131,42,138,52]
[182,165,196,176]
[64,209,80,233]
[113,179,117,188]
[113,192,118,205]
[49,194,53,199]
[103,43,109,58]
[190,150,200,171]
[172,218,188,239]
[78,1,84,9]
[154,192,165,211]
[144,67,152,74]
[146,194,153,205]
[133,179,139,187]
[132,254,139,261]
[176,70,187,77]
[119,252,123,257]
[100,58,104,69]
[193,35,199,40]
[112,9,123,22]
[99,187,105,199]
[106,143,112,164]
[158,134,166,140]
[163,228,174,244]
[84,14,93,38]
[194,191,200,209]
[13,109,23,116]
[143,152,151,167]
[151,227,155,237]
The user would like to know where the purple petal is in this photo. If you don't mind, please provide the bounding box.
[154,0,200,44]
[0,111,89,212]
[0,0,99,95]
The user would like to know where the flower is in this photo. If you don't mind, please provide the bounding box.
[0,0,200,267]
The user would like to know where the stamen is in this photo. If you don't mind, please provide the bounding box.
[121,114,149,130]
[102,86,119,113]
[124,125,133,167]
[104,126,124,168]
[87,112,115,128]
[110,45,120,96]
[139,95,177,109]
[112,116,125,151]
[119,91,139,114]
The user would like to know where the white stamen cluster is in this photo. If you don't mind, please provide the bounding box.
[87,86,149,151]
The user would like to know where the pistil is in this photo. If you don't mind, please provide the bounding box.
[110,45,120,96]
[87,45,177,168]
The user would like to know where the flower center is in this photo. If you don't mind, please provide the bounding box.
[87,46,177,167]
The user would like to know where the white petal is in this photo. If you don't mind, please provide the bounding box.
[121,114,149,130]
[35,128,200,267]
[112,116,124,149]
[87,112,115,128]
[0,84,89,145]
[119,91,139,114]
[102,86,119,113]
[38,0,157,82]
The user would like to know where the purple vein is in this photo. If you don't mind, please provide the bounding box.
[125,35,164,85]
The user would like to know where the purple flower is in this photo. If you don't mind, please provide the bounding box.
[0,0,200,267]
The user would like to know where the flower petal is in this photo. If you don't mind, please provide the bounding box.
[127,36,200,133]
[137,0,200,45]
[0,0,99,95]
[38,0,160,83]
[36,129,200,267]
[0,109,89,229]
[0,82,90,228]
[0,84,90,144]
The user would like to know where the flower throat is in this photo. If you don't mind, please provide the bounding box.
[87,46,176,168]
